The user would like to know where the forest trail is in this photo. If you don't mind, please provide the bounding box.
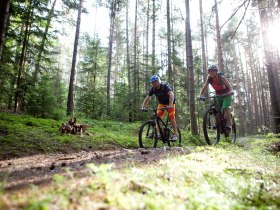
[1,135,279,209]
[0,146,190,190]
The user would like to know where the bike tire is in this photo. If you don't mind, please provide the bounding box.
[139,121,157,148]
[203,107,219,145]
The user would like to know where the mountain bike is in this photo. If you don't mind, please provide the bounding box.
[139,107,182,148]
[199,94,236,145]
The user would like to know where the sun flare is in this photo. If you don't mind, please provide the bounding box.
[266,21,280,50]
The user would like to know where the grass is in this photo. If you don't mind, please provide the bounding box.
[0,112,197,159]
[0,112,140,159]
[1,139,279,209]
[0,112,279,209]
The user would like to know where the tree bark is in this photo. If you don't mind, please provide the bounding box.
[145,0,150,91]
[67,0,83,116]
[33,0,57,85]
[166,0,172,84]
[214,0,224,72]
[258,0,280,133]
[126,0,132,122]
[185,0,198,135]
[152,0,156,73]
[133,0,138,120]
[199,0,207,81]
[14,0,33,112]
[0,0,11,60]
[106,0,117,117]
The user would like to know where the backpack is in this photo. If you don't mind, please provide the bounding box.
[208,72,225,85]
[160,82,171,90]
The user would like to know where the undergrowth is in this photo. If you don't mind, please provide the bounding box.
[0,112,196,160]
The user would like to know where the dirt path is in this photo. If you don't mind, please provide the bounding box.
[0,147,191,190]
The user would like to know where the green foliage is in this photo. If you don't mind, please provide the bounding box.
[0,112,142,159]
[0,0,64,115]
[26,74,66,120]
[76,33,108,119]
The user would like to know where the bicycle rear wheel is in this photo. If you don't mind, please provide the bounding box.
[203,108,219,145]
[139,121,157,148]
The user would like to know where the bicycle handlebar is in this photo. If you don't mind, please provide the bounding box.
[141,107,169,112]
[198,92,234,101]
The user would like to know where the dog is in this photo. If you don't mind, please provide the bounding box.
[59,122,92,137]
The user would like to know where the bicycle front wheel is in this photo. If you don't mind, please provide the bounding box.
[203,108,219,145]
[139,121,157,148]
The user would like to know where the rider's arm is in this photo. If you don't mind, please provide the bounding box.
[221,76,233,92]
[199,78,209,96]
[142,95,151,109]
[167,91,174,107]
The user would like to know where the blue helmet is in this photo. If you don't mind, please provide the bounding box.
[207,64,218,71]
[149,75,160,83]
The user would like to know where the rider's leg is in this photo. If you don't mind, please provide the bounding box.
[170,119,178,135]
[156,104,165,137]
[224,108,231,128]
[168,104,178,135]
[222,95,233,128]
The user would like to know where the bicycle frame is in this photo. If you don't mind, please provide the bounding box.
[139,107,182,148]
[209,98,227,134]
[148,108,171,143]
[200,95,233,144]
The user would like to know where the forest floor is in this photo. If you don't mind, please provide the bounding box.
[1,136,279,209]
[0,145,190,191]
[0,112,279,209]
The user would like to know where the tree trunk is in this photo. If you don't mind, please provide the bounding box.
[106,0,116,117]
[145,0,150,90]
[33,0,57,84]
[166,0,172,84]
[133,0,138,120]
[244,57,254,134]
[199,0,207,81]
[152,0,156,73]
[126,0,132,122]
[14,0,33,112]
[258,0,280,133]
[0,0,11,60]
[236,41,246,136]
[66,0,83,116]
[214,0,224,72]
[92,3,99,116]
[185,0,198,135]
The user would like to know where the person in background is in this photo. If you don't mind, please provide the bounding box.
[199,64,234,130]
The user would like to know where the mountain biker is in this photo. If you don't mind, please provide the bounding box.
[199,64,234,130]
[141,75,178,141]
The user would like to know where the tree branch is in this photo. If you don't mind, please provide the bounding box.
[230,0,250,40]
[220,0,250,29]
